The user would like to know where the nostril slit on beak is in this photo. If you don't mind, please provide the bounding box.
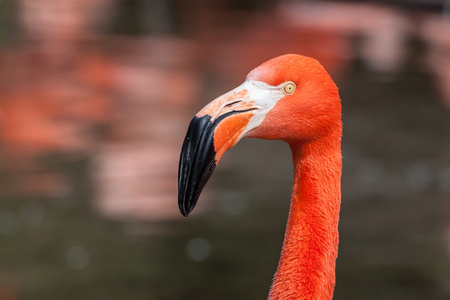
[224,100,242,109]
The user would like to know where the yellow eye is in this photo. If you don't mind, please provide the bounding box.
[283,82,296,95]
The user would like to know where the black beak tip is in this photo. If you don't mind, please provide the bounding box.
[179,204,191,217]
[178,115,218,219]
[178,194,194,217]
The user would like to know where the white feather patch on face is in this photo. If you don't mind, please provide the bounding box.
[238,80,286,137]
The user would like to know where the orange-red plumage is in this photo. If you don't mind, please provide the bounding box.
[178,54,342,300]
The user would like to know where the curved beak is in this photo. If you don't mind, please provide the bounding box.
[178,80,286,216]
[178,84,259,216]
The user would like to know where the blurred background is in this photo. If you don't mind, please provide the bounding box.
[0,0,449,299]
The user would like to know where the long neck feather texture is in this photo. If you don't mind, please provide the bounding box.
[268,130,342,300]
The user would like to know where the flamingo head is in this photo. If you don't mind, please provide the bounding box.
[178,54,341,216]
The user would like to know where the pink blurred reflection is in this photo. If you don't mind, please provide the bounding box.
[0,0,115,202]
[421,13,450,109]
[93,37,201,221]
[0,0,114,157]
[0,0,448,224]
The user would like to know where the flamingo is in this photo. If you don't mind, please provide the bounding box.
[178,54,342,300]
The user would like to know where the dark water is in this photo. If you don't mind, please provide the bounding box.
[0,2,450,300]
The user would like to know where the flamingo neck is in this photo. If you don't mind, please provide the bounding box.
[268,134,342,300]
